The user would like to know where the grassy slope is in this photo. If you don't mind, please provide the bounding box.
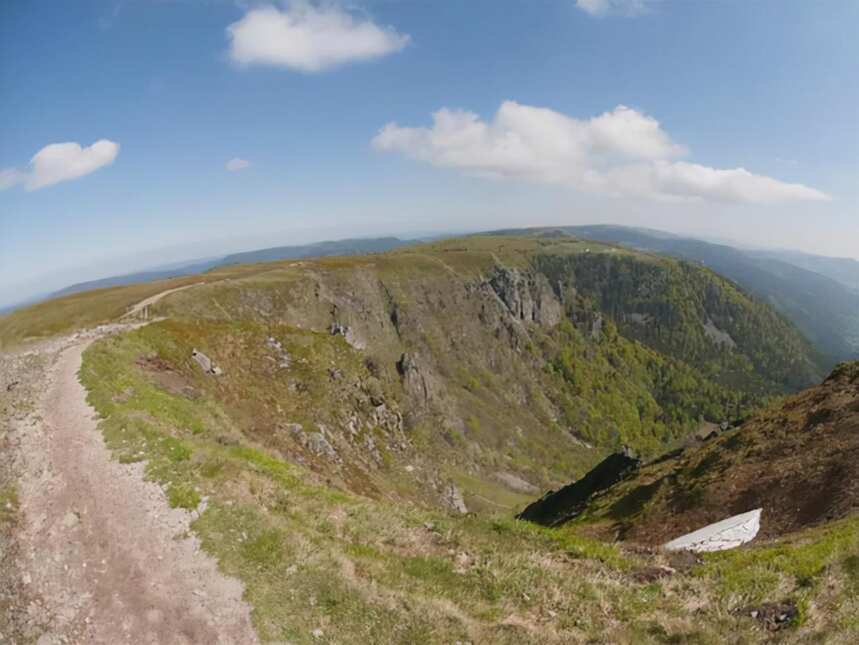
[577,362,859,546]
[0,260,301,351]
[0,277,198,350]
[80,327,859,643]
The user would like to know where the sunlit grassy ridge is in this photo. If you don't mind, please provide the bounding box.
[0,257,323,350]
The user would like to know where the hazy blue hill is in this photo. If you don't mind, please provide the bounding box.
[218,236,408,266]
[16,237,414,314]
[50,258,225,299]
[750,248,859,292]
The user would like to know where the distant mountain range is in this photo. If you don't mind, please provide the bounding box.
[6,226,859,368]
[0,237,419,316]
[492,225,859,365]
[48,237,412,300]
[748,248,859,293]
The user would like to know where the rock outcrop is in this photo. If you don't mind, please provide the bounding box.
[487,267,563,327]
[443,483,468,515]
[396,352,438,408]
[191,349,222,376]
[517,450,641,527]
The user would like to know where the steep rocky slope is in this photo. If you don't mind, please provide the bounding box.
[78,235,823,513]
[574,362,859,545]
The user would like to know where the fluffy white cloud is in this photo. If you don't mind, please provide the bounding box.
[0,140,119,192]
[226,157,250,172]
[575,0,653,17]
[372,101,830,204]
[227,3,409,73]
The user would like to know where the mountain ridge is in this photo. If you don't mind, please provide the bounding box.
[46,237,414,302]
[489,225,859,365]
[64,234,824,515]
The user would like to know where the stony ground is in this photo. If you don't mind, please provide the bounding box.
[0,297,258,644]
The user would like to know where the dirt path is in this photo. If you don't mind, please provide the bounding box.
[4,291,259,644]
[123,283,200,319]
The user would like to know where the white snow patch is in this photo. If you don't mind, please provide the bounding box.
[664,508,762,553]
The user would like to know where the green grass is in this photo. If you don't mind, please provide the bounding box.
[167,484,201,510]
[449,470,536,513]
[699,516,859,603]
[0,277,196,350]
[844,554,859,591]
[78,323,859,643]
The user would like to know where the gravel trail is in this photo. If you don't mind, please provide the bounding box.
[2,291,258,644]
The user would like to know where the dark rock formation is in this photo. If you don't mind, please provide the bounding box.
[396,353,436,407]
[517,451,641,527]
[487,267,562,327]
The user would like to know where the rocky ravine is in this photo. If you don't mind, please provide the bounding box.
[0,307,258,643]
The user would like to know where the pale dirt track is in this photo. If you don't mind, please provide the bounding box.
[123,283,199,319]
[3,287,259,644]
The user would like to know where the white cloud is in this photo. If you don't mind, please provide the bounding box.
[372,101,830,204]
[575,0,653,17]
[227,3,410,73]
[226,157,251,172]
[0,140,120,192]
[0,168,27,190]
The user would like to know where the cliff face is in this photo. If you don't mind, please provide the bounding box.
[103,235,822,512]
[576,362,859,545]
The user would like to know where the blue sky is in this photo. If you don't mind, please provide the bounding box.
[1,0,857,306]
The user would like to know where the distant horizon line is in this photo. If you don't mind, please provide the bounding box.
[3,222,859,314]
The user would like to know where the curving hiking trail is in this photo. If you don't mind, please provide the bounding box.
[6,287,259,644]
[122,283,199,320]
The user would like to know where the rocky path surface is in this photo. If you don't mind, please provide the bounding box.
[0,292,259,644]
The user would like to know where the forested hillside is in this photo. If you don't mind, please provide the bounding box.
[513,225,859,365]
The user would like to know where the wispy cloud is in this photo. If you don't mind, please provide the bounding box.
[98,0,127,31]
[227,2,410,73]
[372,102,830,204]
[0,169,27,191]
[575,0,655,18]
[1,140,120,192]
[226,158,250,172]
